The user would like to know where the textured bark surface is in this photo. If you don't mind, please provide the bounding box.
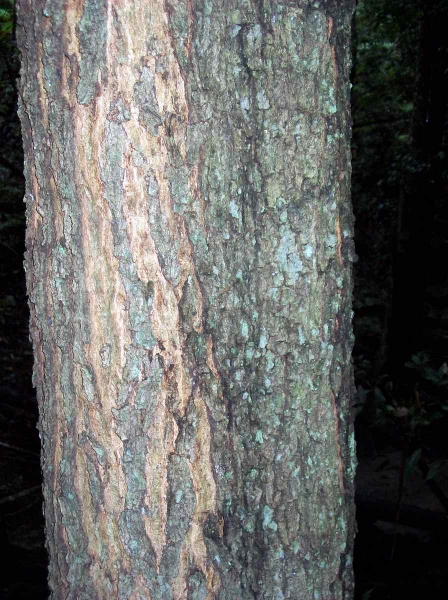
[17,1,356,598]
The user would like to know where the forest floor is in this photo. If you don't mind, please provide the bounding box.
[355,446,448,599]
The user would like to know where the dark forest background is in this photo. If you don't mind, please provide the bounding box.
[0,1,447,598]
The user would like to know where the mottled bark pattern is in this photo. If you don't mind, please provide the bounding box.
[17,1,356,598]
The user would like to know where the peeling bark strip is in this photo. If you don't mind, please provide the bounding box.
[17,1,356,598]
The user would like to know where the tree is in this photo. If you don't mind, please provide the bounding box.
[351,0,448,380]
[350,0,422,379]
[390,0,448,371]
[17,1,356,598]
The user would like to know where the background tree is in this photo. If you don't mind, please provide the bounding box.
[351,0,421,380]
[352,5,448,595]
[17,1,356,598]
[352,0,448,380]
[390,0,448,372]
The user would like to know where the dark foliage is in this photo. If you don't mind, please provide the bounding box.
[0,1,48,598]
[352,1,448,597]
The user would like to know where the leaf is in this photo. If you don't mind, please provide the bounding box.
[362,589,376,600]
[422,367,442,384]
[394,406,409,418]
[356,385,369,404]
[0,21,13,34]
[406,352,429,368]
[427,411,444,423]
[426,462,442,481]
[374,386,386,404]
[405,448,421,480]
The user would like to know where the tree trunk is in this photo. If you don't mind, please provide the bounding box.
[17,1,356,598]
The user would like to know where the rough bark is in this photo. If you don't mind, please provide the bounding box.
[17,1,356,598]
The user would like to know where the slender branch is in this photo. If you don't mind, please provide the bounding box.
[0,441,39,458]
[353,116,409,130]
[0,485,41,506]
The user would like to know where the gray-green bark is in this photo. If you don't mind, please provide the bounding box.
[17,1,356,598]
